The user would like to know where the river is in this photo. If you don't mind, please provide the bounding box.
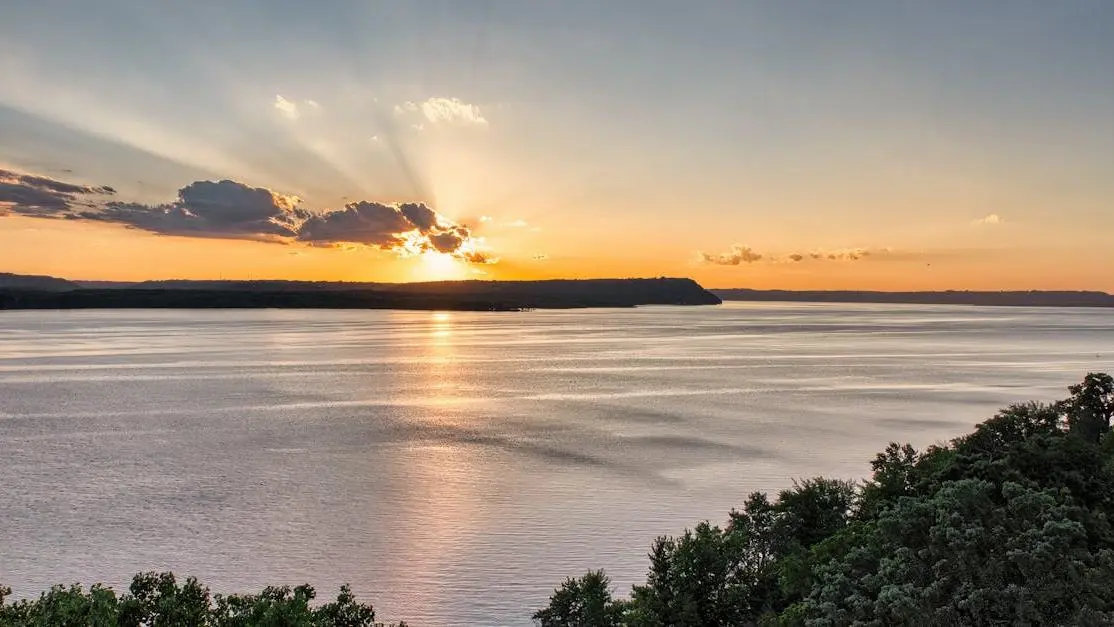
[1,303,1111,625]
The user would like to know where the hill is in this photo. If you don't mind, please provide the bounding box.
[0,276,721,310]
[0,272,79,292]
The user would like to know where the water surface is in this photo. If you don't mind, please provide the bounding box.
[1,303,1112,625]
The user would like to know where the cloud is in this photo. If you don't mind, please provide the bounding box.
[273,96,322,121]
[0,169,497,263]
[460,250,497,264]
[698,243,887,266]
[428,229,467,253]
[296,201,412,247]
[0,168,115,217]
[399,202,438,232]
[274,95,300,120]
[821,248,871,261]
[479,215,493,223]
[87,180,304,240]
[699,244,763,265]
[267,198,493,262]
[396,97,488,126]
[973,213,1003,225]
[794,248,874,262]
[296,199,493,262]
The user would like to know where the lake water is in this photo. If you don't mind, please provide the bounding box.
[1,303,1112,625]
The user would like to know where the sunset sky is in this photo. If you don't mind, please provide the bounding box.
[1,1,1112,289]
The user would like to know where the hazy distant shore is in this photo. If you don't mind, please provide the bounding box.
[713,288,1114,308]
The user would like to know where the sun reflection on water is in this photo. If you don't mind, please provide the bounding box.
[423,310,466,409]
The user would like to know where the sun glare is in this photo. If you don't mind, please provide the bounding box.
[417,250,465,281]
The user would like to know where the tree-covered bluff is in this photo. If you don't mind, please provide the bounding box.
[535,373,1114,626]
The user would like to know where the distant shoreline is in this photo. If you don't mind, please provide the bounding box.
[3,272,1111,310]
[713,288,1114,308]
[0,276,722,311]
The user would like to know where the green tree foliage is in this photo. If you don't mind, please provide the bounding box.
[1062,373,1114,443]
[535,372,1114,626]
[533,571,626,627]
[0,573,401,627]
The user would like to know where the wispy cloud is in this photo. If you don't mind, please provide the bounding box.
[973,213,1003,225]
[273,95,322,121]
[396,97,489,126]
[698,244,888,265]
[698,244,763,265]
[815,248,872,261]
[273,95,300,120]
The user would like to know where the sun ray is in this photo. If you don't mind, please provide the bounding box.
[415,249,465,281]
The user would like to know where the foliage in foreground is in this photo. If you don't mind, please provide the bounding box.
[535,372,1114,626]
[0,572,404,627]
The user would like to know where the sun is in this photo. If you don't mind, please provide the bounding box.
[416,250,465,281]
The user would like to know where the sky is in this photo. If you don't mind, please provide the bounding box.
[1,1,1112,289]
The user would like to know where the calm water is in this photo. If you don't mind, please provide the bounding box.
[1,303,1112,625]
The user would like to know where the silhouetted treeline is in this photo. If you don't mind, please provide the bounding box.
[0,278,721,310]
[714,288,1114,308]
[535,372,1114,626]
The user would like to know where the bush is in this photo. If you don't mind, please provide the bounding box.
[0,573,402,627]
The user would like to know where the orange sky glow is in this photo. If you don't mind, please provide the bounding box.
[2,3,1111,291]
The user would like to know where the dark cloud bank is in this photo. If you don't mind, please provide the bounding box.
[0,169,493,263]
[0,169,115,216]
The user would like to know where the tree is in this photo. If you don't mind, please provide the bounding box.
[1063,373,1114,443]
[118,571,211,626]
[533,571,624,627]
[627,522,752,626]
[861,442,919,514]
[0,574,392,627]
[797,479,1114,625]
